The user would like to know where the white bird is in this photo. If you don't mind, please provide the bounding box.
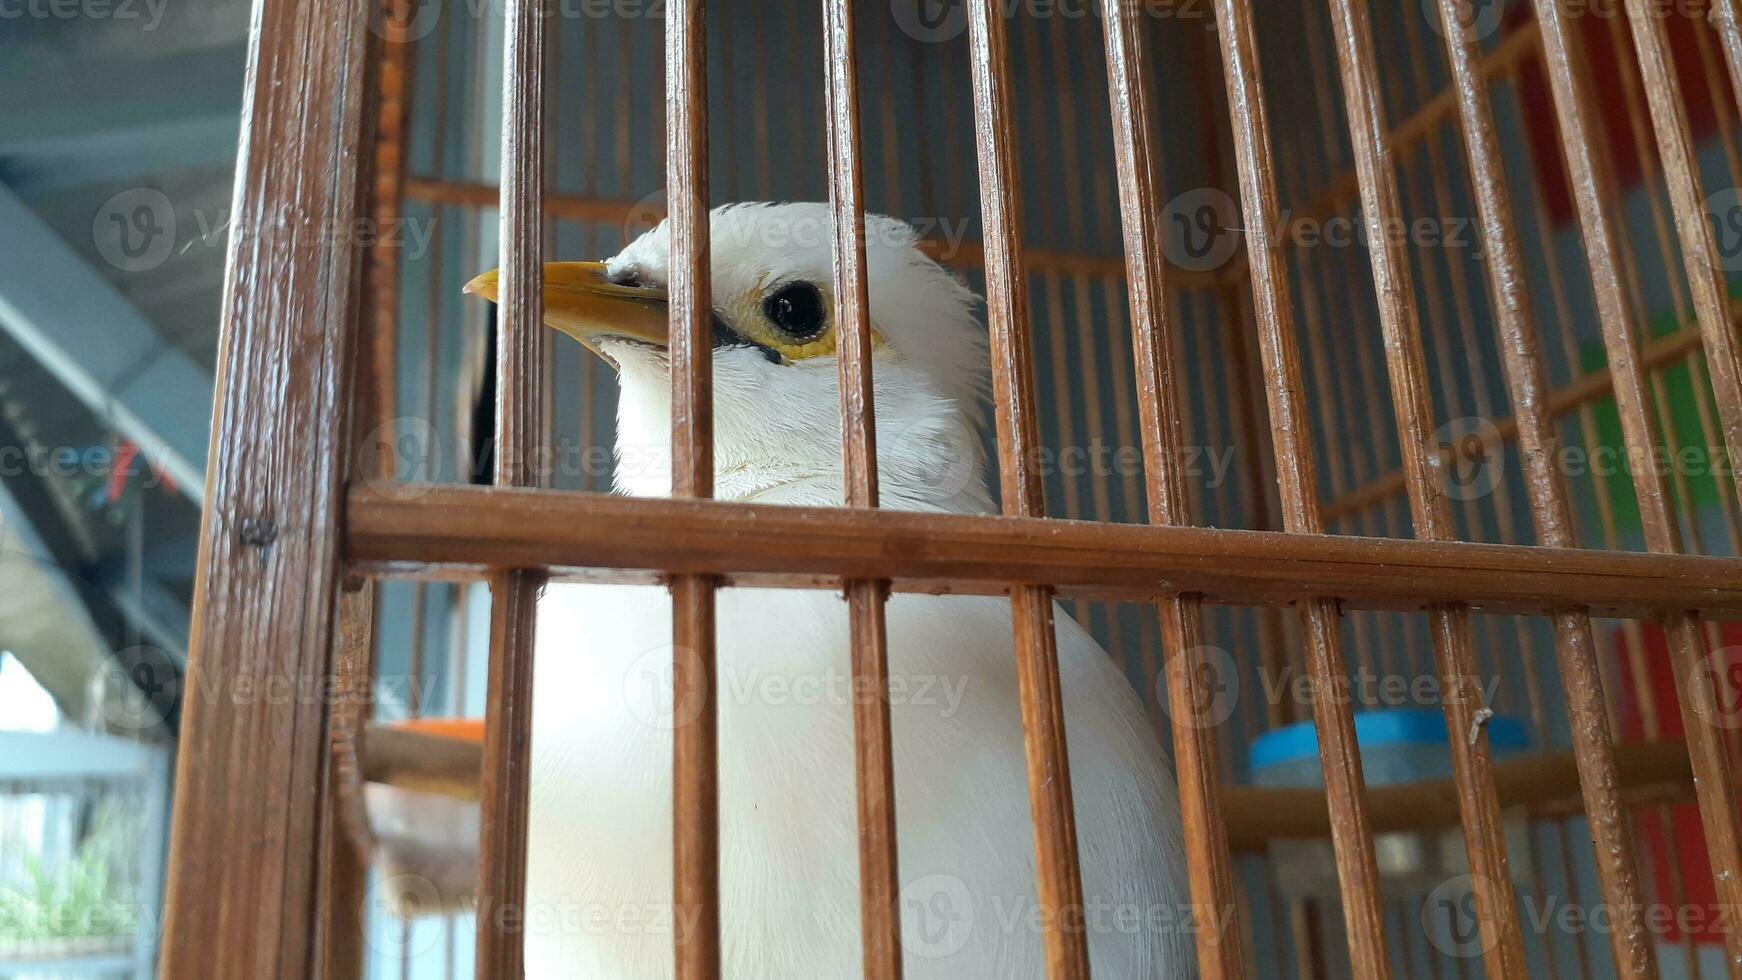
[467,202,1194,979]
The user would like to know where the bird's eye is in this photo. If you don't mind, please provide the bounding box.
[761,283,827,340]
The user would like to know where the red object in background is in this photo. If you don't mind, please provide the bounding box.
[1614,621,1742,947]
[1509,1,1722,227]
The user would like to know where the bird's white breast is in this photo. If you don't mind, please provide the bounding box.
[526,582,1195,979]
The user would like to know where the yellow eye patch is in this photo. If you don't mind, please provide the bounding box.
[720,282,883,364]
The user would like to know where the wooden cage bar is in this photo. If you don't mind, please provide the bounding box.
[1429,2,1658,974]
[666,1,723,976]
[963,0,1091,974]
[820,0,905,974]
[1323,0,1529,973]
[474,0,550,972]
[157,0,371,969]
[1096,3,1245,978]
[1533,2,1742,974]
[1207,1,1393,975]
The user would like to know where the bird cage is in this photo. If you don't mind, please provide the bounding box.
[157,0,1742,977]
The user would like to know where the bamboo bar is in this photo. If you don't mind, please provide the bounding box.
[1535,0,1742,972]
[1097,4,1244,977]
[820,0,903,974]
[1718,0,1742,120]
[156,0,371,966]
[1208,1,1393,974]
[666,2,721,977]
[474,0,549,971]
[1433,2,1658,973]
[1323,0,1527,973]
[963,0,1089,974]
[397,177,1230,285]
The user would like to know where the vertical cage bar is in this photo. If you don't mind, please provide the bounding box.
[156,0,371,967]
[1621,0,1742,514]
[1534,1,1742,973]
[475,0,550,972]
[1208,1,1393,975]
[1096,5,1244,978]
[322,578,375,980]
[1322,0,1529,973]
[1717,0,1742,118]
[667,1,721,977]
[820,0,904,975]
[1432,4,1659,974]
[962,1,1090,975]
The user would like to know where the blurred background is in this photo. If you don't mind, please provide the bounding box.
[3,0,1741,976]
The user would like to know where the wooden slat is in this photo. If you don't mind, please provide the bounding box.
[1431,4,1658,974]
[1323,0,1528,973]
[1534,1,1742,974]
[666,1,720,977]
[1096,6,1243,978]
[962,1,1088,975]
[1223,738,1705,850]
[1718,0,1742,119]
[156,0,371,967]
[1206,1,1392,975]
[820,0,903,975]
[396,177,1222,286]
[475,0,549,973]
[347,484,1742,617]
[1622,0,1742,518]
[321,579,375,980]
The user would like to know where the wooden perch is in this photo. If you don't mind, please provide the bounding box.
[1222,739,1698,853]
[343,721,1700,856]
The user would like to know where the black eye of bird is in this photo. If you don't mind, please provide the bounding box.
[762,282,827,340]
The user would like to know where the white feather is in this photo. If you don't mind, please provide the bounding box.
[526,203,1194,978]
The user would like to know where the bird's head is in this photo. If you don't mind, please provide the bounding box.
[467,202,993,512]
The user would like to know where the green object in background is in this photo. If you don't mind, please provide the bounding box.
[1575,291,1736,535]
